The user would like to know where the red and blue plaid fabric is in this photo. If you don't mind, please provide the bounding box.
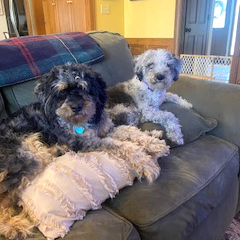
[0,32,104,87]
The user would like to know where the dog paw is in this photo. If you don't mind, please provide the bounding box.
[165,127,184,145]
[168,134,184,145]
[165,92,192,109]
[181,100,193,109]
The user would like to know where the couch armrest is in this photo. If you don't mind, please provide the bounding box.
[169,76,240,147]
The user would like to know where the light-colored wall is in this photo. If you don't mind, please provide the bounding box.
[124,0,176,38]
[95,0,124,36]
[0,1,8,40]
[94,0,176,38]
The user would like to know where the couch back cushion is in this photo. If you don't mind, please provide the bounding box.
[88,31,134,87]
[169,76,240,148]
[0,32,104,87]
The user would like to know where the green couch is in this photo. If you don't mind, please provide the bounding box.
[0,31,239,240]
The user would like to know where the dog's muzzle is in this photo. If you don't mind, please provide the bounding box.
[156,74,165,81]
[71,103,84,113]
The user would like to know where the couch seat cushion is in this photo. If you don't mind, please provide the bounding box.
[104,135,239,240]
[0,208,140,240]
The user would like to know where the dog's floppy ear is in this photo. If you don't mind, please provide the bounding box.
[34,73,51,102]
[34,66,61,102]
[87,71,107,124]
[134,57,143,81]
[167,54,182,81]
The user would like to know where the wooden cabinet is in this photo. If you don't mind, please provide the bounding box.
[42,0,95,34]
[42,0,60,34]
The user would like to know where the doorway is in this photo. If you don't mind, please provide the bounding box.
[175,0,239,56]
[174,0,240,84]
[182,0,212,55]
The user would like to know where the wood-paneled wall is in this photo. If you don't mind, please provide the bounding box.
[126,38,174,56]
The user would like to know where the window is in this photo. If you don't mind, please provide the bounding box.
[213,0,227,28]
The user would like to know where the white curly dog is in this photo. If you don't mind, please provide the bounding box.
[107,48,192,145]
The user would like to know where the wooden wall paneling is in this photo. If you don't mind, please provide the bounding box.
[126,38,174,56]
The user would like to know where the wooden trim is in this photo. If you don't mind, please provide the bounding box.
[24,0,46,35]
[229,5,240,84]
[174,0,182,55]
[126,38,174,56]
[174,0,186,56]
[24,0,33,35]
[85,0,95,31]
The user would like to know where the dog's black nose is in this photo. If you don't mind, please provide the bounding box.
[156,74,165,81]
[72,103,83,113]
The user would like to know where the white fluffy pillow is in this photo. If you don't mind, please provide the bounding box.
[19,151,135,240]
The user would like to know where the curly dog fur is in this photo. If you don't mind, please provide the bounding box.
[0,63,112,239]
[107,48,192,145]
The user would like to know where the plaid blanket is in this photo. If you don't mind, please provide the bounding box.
[0,32,104,87]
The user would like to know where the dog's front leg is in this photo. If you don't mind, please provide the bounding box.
[97,137,160,183]
[141,109,184,145]
[108,125,169,159]
[164,92,192,108]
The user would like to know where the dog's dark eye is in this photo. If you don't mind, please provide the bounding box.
[146,63,154,69]
[59,90,67,98]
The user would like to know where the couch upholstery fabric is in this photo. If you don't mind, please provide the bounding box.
[169,76,240,148]
[104,135,239,240]
[20,209,141,240]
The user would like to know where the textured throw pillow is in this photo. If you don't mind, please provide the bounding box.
[19,151,135,240]
[139,102,218,148]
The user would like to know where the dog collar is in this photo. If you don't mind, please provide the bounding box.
[144,81,153,92]
[73,125,85,134]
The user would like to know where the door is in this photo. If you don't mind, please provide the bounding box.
[58,0,95,32]
[211,0,236,55]
[42,0,60,34]
[57,0,71,32]
[71,0,87,31]
[42,0,95,34]
[183,0,212,54]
